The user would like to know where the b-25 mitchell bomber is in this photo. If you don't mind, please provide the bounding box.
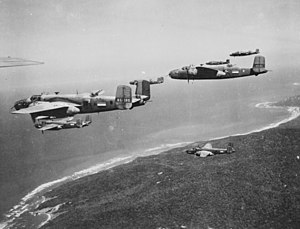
[35,115,92,133]
[184,143,235,157]
[130,76,164,85]
[205,59,230,65]
[229,48,260,57]
[169,55,267,82]
[11,78,163,131]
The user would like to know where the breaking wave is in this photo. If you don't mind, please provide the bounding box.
[211,102,300,141]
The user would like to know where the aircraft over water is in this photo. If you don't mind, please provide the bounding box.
[205,59,230,65]
[35,116,92,133]
[184,143,235,157]
[229,48,260,57]
[169,55,268,82]
[11,78,163,132]
[130,76,164,86]
[0,57,44,68]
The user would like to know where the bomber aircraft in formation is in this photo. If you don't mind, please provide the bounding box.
[10,48,267,133]
[11,78,163,132]
[35,115,92,133]
[184,143,235,157]
[169,55,268,82]
[205,59,230,65]
[0,57,43,68]
[229,48,260,57]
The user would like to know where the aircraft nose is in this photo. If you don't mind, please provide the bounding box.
[169,69,179,78]
[12,98,31,111]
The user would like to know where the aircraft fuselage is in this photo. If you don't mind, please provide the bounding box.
[21,93,144,120]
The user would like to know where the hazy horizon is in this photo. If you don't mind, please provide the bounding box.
[1,0,300,92]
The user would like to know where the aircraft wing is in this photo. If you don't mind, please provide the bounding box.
[131,95,148,104]
[12,102,77,114]
[0,57,44,68]
[198,150,214,157]
[132,98,140,103]
[38,123,61,131]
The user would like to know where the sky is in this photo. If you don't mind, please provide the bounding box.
[0,0,300,93]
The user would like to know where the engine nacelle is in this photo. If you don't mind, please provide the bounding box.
[66,106,80,115]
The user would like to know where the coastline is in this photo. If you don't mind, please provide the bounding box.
[1,100,300,228]
[35,110,300,228]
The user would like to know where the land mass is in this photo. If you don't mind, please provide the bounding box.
[37,96,300,229]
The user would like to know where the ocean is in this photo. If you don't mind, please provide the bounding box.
[0,68,300,228]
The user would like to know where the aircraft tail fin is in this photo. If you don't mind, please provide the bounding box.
[227,143,235,153]
[252,55,267,75]
[115,85,132,110]
[135,80,151,99]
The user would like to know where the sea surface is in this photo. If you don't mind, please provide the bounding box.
[0,68,300,228]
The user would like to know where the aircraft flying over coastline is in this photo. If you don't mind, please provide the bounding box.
[11,78,163,131]
[169,55,268,82]
[229,48,260,57]
[205,59,230,65]
[35,115,92,133]
[0,57,44,68]
[184,143,235,157]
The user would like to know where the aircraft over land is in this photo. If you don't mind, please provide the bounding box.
[11,78,163,131]
[169,55,268,82]
[229,48,260,57]
[0,57,44,68]
[184,143,235,157]
[205,59,230,65]
[35,115,92,133]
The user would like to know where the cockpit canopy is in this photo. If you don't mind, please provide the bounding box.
[181,65,197,75]
[12,95,42,111]
[30,95,42,102]
[181,64,196,71]
[13,99,30,110]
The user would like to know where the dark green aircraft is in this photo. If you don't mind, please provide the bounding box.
[230,48,260,57]
[169,55,268,82]
[206,59,230,65]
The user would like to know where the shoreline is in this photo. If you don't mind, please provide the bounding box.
[1,101,300,228]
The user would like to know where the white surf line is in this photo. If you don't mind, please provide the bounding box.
[2,152,166,228]
[211,104,300,141]
[31,143,194,228]
[3,102,297,227]
[1,141,193,228]
[34,142,193,228]
[0,156,133,228]
[144,142,193,153]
